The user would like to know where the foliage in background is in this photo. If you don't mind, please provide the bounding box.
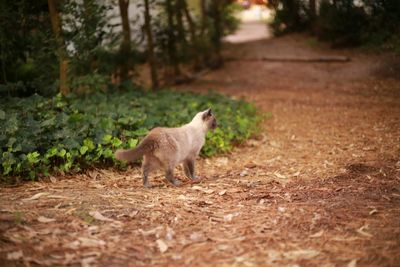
[316,0,366,46]
[268,0,311,35]
[0,0,117,97]
[0,0,241,97]
[61,0,115,77]
[152,0,240,80]
[0,0,58,97]
[0,88,261,181]
[268,0,400,50]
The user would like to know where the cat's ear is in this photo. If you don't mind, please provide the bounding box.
[202,108,212,120]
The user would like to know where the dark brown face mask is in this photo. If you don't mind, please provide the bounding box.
[202,108,218,130]
[211,117,218,129]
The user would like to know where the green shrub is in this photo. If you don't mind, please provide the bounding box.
[316,0,366,46]
[68,73,110,95]
[0,0,58,97]
[268,0,311,35]
[0,89,262,181]
[268,0,400,50]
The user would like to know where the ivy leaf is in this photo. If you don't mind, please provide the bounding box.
[1,90,261,180]
[0,110,5,120]
[111,137,122,148]
[62,139,80,150]
[27,152,40,164]
[102,148,113,158]
[41,117,55,127]
[58,149,67,158]
[7,137,16,148]
[128,138,138,148]
[131,128,148,137]
[102,134,113,143]
[83,138,95,151]
[117,117,130,125]
[20,139,36,153]
[46,147,58,158]
[80,145,88,155]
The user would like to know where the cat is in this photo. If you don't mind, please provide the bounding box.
[115,109,217,187]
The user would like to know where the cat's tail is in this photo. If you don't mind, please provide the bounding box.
[115,138,156,162]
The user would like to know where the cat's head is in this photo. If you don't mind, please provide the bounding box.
[201,108,218,130]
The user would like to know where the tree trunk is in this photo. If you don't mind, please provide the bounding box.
[210,0,222,68]
[182,1,195,43]
[144,0,159,89]
[182,1,201,70]
[48,0,69,96]
[166,0,181,77]
[118,0,131,81]
[200,0,206,36]
[309,0,316,20]
[176,0,187,47]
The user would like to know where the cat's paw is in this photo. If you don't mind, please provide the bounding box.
[172,180,182,186]
[144,182,152,188]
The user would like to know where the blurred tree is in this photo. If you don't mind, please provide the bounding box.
[48,0,69,95]
[200,0,207,36]
[208,0,238,68]
[152,0,238,82]
[210,0,223,68]
[182,0,200,70]
[0,0,58,97]
[62,0,110,76]
[268,0,400,49]
[118,0,132,82]
[309,0,316,21]
[268,0,309,34]
[165,0,182,78]
[144,0,159,89]
[0,0,240,95]
[176,0,187,51]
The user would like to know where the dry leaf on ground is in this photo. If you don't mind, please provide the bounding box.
[156,239,168,253]
[274,172,287,179]
[357,225,373,237]
[23,192,49,201]
[348,259,357,267]
[240,170,249,177]
[310,230,324,238]
[37,216,56,223]
[223,212,240,222]
[80,237,106,247]
[89,211,115,222]
[190,232,206,243]
[7,251,23,260]
[81,257,97,267]
[283,249,320,260]
[191,185,214,194]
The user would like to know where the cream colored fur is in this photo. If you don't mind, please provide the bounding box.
[115,109,217,187]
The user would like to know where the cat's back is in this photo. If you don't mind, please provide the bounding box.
[146,127,181,151]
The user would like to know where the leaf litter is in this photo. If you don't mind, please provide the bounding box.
[1,34,400,267]
[37,216,56,223]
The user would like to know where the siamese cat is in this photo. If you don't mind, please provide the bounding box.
[115,109,217,187]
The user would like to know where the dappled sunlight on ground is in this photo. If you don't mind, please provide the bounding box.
[224,5,272,43]
[239,4,272,22]
[224,21,272,43]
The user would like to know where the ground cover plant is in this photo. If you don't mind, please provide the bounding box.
[0,89,261,181]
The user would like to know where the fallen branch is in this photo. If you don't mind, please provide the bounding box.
[227,55,350,63]
[172,69,212,85]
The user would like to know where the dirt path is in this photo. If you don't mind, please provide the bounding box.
[1,34,400,267]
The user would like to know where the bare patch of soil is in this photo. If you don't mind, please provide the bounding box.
[1,33,400,266]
